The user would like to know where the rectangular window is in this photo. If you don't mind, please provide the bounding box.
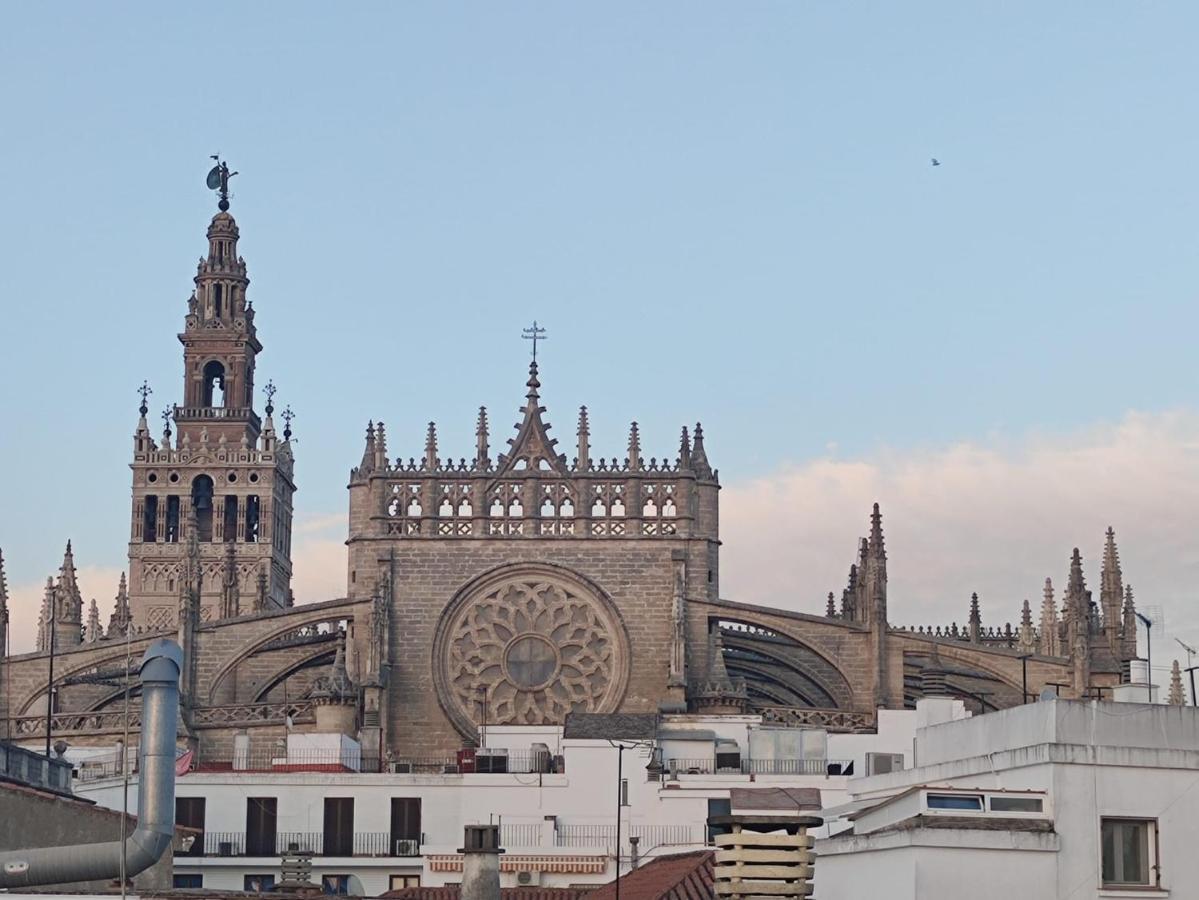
[390,798,422,856]
[926,794,983,811]
[166,496,181,543]
[175,797,206,857]
[174,874,203,889]
[322,875,351,895]
[620,778,629,806]
[323,797,354,857]
[244,874,276,892]
[224,495,239,542]
[1101,818,1156,887]
[246,495,261,543]
[390,875,421,891]
[989,796,1044,813]
[143,496,158,543]
[246,796,278,856]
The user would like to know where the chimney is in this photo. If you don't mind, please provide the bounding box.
[708,812,822,898]
[459,824,504,900]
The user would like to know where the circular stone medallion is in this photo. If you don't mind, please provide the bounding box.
[433,565,631,735]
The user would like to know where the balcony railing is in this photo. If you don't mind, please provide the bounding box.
[199,832,421,858]
[664,757,851,776]
[194,749,383,774]
[174,405,261,429]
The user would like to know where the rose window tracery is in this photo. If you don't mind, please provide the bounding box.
[434,568,629,734]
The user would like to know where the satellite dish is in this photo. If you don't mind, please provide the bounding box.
[1038,687,1058,702]
[206,165,222,190]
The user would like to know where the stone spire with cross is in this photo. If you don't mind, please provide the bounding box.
[124,168,296,630]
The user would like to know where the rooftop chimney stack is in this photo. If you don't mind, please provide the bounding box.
[459,824,504,900]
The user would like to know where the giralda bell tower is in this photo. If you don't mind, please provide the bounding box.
[126,162,296,630]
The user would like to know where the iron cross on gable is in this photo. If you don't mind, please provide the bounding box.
[522,320,548,362]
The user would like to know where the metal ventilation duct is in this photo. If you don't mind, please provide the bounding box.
[0,639,183,888]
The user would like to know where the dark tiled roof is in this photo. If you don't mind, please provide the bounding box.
[586,851,714,900]
[563,712,658,740]
[730,787,822,811]
[381,889,581,900]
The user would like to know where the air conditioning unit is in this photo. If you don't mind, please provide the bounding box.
[515,870,542,886]
[394,839,419,857]
[865,752,904,776]
[476,749,509,774]
[390,762,413,774]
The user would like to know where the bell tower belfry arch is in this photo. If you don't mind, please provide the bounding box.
[126,163,296,630]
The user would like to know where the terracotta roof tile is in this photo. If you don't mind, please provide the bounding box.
[380,888,582,900]
[563,712,659,740]
[585,851,714,900]
[729,787,822,811]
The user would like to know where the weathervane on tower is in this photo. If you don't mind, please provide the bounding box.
[522,320,548,363]
[205,155,238,212]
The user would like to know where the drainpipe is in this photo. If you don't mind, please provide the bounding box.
[0,639,183,888]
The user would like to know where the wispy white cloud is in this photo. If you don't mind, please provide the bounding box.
[720,410,1199,655]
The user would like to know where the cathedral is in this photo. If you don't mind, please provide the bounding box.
[0,174,1144,762]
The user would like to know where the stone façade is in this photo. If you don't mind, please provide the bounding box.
[0,182,1143,763]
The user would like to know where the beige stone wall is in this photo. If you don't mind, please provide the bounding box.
[363,537,690,756]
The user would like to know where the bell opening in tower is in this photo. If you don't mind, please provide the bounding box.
[202,360,226,407]
[192,474,215,541]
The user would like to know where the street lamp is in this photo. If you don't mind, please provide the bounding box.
[607,738,653,900]
[1136,612,1153,703]
[1017,654,1032,703]
[1176,639,1198,707]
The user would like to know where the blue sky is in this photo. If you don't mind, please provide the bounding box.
[1,5,1197,654]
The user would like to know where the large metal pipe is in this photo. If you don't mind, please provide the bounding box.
[0,639,183,889]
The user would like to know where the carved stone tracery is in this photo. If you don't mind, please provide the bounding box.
[433,565,630,737]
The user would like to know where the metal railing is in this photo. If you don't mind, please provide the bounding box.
[194,749,383,773]
[554,823,705,852]
[500,823,544,847]
[199,831,419,858]
[472,749,557,774]
[664,757,850,776]
[555,824,616,849]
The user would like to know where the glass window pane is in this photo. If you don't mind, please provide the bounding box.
[927,794,983,811]
[989,796,1043,812]
[1101,821,1117,882]
[1123,822,1148,884]
[1102,819,1152,886]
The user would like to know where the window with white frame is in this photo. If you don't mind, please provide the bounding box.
[1101,817,1158,887]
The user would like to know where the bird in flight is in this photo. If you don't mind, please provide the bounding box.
[931,158,941,167]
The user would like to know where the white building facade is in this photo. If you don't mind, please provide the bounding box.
[816,699,1199,900]
[72,710,922,895]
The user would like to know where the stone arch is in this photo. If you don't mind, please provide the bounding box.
[252,646,338,703]
[711,616,856,711]
[17,645,153,715]
[205,609,357,705]
[432,561,632,740]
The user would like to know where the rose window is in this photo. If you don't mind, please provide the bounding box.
[434,567,630,734]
